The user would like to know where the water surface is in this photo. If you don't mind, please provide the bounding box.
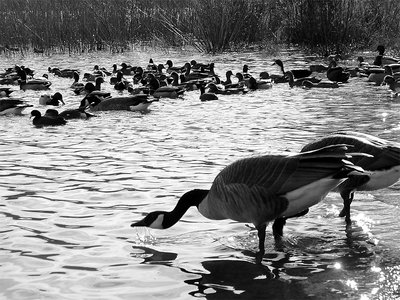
[0,48,399,300]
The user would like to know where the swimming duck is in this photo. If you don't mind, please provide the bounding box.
[206,82,247,95]
[114,71,131,91]
[131,144,364,259]
[70,72,85,89]
[152,85,185,99]
[17,67,51,90]
[273,59,312,79]
[299,131,400,225]
[302,79,339,89]
[367,65,397,85]
[74,77,105,95]
[285,71,322,88]
[198,84,218,101]
[48,67,79,78]
[327,60,350,83]
[0,98,32,115]
[81,94,154,112]
[221,70,234,87]
[0,87,14,97]
[165,60,184,74]
[59,106,96,119]
[246,76,273,90]
[30,109,67,127]
[39,92,65,106]
[373,45,399,66]
[383,75,400,97]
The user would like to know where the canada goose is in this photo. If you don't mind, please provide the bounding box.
[80,94,153,112]
[132,144,364,259]
[300,131,400,224]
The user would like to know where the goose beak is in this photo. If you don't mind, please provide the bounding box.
[131,220,146,227]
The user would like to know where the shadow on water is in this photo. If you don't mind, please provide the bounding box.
[131,222,385,300]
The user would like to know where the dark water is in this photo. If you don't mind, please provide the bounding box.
[0,47,399,300]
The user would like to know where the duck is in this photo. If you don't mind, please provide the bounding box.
[39,92,65,106]
[17,67,51,90]
[221,70,235,87]
[80,94,154,112]
[74,77,105,95]
[0,87,14,97]
[30,109,67,127]
[302,79,339,89]
[285,71,322,88]
[373,45,399,66]
[59,106,96,119]
[131,144,364,259]
[326,60,350,83]
[383,75,400,97]
[367,65,397,85]
[206,82,247,95]
[183,62,212,81]
[152,85,185,99]
[198,84,218,101]
[113,71,131,91]
[273,59,312,79]
[298,131,400,225]
[0,98,33,115]
[165,60,184,73]
[70,71,85,89]
[48,67,79,78]
[246,76,273,90]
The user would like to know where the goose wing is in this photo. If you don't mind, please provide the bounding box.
[202,145,358,223]
[302,132,400,170]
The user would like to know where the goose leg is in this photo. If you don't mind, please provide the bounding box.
[272,209,309,239]
[339,190,354,224]
[255,224,267,262]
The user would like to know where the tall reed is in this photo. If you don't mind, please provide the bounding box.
[0,0,399,55]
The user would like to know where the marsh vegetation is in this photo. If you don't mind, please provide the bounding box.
[1,0,400,55]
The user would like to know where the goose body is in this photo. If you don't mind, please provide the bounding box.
[0,98,32,115]
[300,131,400,223]
[81,94,153,112]
[132,145,364,258]
[30,109,67,127]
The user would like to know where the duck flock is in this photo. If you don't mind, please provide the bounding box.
[1,45,400,258]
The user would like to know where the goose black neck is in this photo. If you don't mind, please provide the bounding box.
[163,189,209,228]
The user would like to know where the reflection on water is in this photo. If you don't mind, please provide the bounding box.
[0,48,399,299]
